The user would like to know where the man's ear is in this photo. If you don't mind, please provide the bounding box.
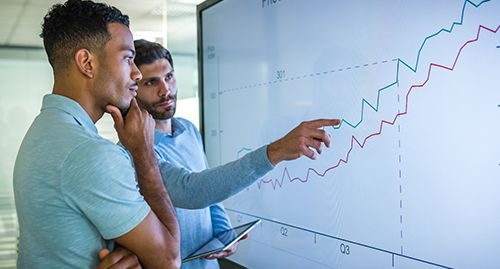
[74,49,95,79]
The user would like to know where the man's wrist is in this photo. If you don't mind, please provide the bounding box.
[130,146,155,161]
[266,142,281,166]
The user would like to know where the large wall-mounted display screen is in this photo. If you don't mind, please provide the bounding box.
[198,0,500,268]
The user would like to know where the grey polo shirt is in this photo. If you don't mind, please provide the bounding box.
[14,94,150,268]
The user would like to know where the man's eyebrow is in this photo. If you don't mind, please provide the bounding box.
[141,76,159,81]
[122,47,135,56]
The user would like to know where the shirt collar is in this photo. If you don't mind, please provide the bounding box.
[153,117,186,145]
[41,94,98,134]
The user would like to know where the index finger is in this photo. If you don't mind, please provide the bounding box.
[106,105,124,132]
[128,97,140,114]
[305,119,341,129]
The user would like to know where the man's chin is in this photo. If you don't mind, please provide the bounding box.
[117,100,132,117]
[152,111,174,120]
[120,107,130,117]
[105,102,130,117]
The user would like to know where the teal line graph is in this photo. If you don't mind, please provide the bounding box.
[332,0,492,130]
[233,0,494,162]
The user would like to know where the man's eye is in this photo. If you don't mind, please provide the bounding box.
[145,81,154,86]
[166,74,174,81]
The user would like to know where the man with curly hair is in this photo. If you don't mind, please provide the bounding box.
[14,1,180,268]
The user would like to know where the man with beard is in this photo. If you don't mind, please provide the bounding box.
[132,39,237,269]
[123,39,340,268]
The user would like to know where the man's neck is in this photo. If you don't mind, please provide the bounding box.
[52,80,104,123]
[155,118,172,135]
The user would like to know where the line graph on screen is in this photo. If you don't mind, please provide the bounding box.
[200,0,500,268]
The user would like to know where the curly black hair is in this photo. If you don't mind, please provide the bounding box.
[134,39,174,70]
[40,0,129,70]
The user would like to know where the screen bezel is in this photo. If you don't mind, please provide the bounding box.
[196,0,223,147]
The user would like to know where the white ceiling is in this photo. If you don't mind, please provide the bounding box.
[0,0,204,53]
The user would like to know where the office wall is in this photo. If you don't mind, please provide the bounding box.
[0,48,51,268]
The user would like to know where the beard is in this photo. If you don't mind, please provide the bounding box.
[138,95,177,120]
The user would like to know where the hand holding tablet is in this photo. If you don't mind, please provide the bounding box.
[182,219,261,263]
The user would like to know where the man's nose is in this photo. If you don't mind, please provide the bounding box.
[131,62,142,81]
[159,81,171,97]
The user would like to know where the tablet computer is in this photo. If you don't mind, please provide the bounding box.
[182,219,261,263]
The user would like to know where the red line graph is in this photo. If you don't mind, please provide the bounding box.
[257,24,500,190]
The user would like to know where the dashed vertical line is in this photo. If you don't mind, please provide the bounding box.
[397,91,404,255]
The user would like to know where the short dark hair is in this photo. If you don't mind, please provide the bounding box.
[134,39,174,69]
[40,0,129,70]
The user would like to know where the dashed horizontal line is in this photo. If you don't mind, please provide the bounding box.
[219,58,396,94]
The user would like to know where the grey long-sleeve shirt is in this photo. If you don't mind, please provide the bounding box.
[158,145,274,209]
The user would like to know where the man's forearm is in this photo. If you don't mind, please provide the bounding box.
[132,148,180,259]
[159,145,273,209]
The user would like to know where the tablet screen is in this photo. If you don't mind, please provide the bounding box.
[182,219,261,262]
